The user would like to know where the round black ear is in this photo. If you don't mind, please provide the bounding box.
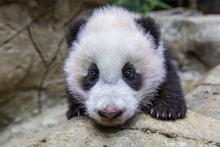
[66,19,87,48]
[135,16,161,49]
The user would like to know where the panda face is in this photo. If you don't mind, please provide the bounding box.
[84,62,141,126]
[64,7,166,126]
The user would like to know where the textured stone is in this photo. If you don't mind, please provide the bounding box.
[153,14,220,71]
[186,65,220,120]
[196,64,220,86]
[0,104,67,146]
[3,111,220,147]
[0,0,109,128]
[0,4,67,127]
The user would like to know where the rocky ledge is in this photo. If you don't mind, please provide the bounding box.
[4,111,220,147]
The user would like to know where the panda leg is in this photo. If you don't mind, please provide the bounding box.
[66,89,86,120]
[142,57,186,120]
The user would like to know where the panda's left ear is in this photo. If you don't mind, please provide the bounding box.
[66,19,87,48]
[136,16,161,49]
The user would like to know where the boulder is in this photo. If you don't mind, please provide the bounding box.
[0,104,67,145]
[0,0,110,128]
[146,9,220,93]
[3,112,220,147]
[148,13,220,93]
[152,13,220,71]
[186,64,220,119]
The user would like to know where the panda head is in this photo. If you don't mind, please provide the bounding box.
[64,6,166,126]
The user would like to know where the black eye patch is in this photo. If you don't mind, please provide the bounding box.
[122,63,142,91]
[81,63,99,91]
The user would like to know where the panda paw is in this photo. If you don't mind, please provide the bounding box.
[67,109,77,120]
[66,106,86,120]
[142,98,186,120]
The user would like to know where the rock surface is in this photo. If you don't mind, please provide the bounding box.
[153,14,220,71]
[0,0,109,128]
[3,111,220,147]
[186,65,220,120]
[150,13,220,94]
[0,104,67,146]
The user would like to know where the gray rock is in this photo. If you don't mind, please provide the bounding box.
[148,8,202,16]
[0,0,108,127]
[0,104,67,146]
[186,65,220,120]
[146,10,220,93]
[3,111,220,147]
[152,14,220,71]
[195,64,220,86]
[0,2,67,127]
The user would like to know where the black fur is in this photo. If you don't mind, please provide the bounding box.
[66,88,86,119]
[81,63,99,91]
[142,51,187,120]
[66,19,87,120]
[136,16,161,48]
[66,63,99,119]
[122,63,142,91]
[66,19,87,48]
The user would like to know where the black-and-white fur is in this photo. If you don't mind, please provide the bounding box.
[64,6,186,126]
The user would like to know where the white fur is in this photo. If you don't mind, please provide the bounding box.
[64,6,166,126]
[86,80,138,126]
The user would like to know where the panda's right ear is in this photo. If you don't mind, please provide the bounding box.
[66,19,87,48]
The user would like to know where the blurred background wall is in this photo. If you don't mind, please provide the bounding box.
[0,0,110,129]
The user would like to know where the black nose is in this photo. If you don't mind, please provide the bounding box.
[97,110,123,119]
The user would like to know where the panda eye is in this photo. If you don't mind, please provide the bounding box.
[81,63,99,91]
[122,63,142,91]
[88,70,98,81]
[123,69,134,80]
[87,63,99,82]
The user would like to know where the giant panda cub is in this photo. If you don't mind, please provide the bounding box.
[64,6,186,126]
